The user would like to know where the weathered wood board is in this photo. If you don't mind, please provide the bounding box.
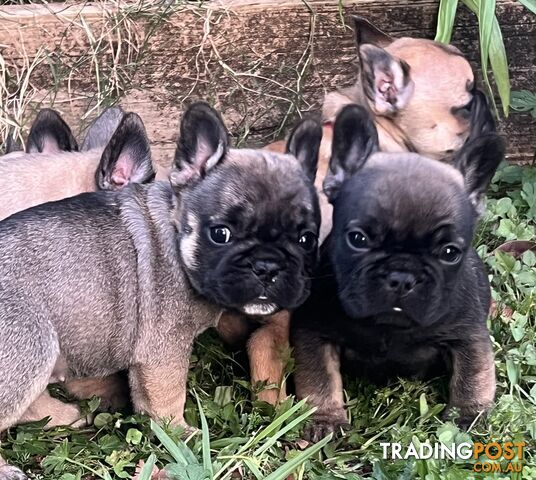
[0,0,534,166]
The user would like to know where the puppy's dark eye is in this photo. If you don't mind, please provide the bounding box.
[298,231,317,253]
[209,226,233,245]
[439,244,462,264]
[347,229,369,251]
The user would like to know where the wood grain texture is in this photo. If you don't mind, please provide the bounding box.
[0,0,534,166]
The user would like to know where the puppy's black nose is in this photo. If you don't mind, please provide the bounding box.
[386,271,416,296]
[253,260,280,282]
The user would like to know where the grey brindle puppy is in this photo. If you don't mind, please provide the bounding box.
[0,102,322,479]
[291,104,505,442]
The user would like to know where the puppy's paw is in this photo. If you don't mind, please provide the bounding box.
[167,417,200,438]
[72,413,95,429]
[303,411,349,443]
[256,385,287,405]
[0,465,28,480]
[442,404,488,430]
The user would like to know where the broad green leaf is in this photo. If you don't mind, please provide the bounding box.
[506,357,519,386]
[522,250,536,268]
[435,0,459,43]
[488,14,511,116]
[419,393,429,417]
[478,0,495,110]
[125,428,143,445]
[495,197,513,217]
[93,413,113,428]
[518,0,536,14]
[511,90,536,118]
[461,0,510,116]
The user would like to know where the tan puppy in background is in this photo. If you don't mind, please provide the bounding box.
[0,108,158,221]
[223,16,488,405]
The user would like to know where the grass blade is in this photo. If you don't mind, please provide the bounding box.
[213,399,312,479]
[150,420,194,466]
[262,434,333,480]
[137,454,157,480]
[243,458,264,479]
[253,409,316,457]
[435,0,459,44]
[195,391,214,476]
[247,399,311,448]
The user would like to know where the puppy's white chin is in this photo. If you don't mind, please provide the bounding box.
[242,302,279,316]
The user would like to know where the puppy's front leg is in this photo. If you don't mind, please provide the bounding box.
[65,374,130,412]
[129,350,192,430]
[248,310,290,405]
[18,389,88,429]
[293,330,348,442]
[447,334,496,428]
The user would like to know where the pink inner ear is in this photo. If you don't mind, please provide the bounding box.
[110,153,133,187]
[42,135,61,154]
[375,71,397,105]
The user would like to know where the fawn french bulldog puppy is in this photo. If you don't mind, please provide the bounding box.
[290,104,505,442]
[0,107,154,414]
[323,16,477,159]
[0,107,155,221]
[0,102,321,479]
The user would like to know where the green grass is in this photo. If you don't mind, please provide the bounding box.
[1,163,535,479]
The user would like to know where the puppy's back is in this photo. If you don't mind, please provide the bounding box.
[0,190,140,373]
[0,150,102,221]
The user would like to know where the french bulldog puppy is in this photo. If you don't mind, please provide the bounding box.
[268,16,485,242]
[0,107,155,221]
[323,16,477,159]
[0,102,321,479]
[291,104,505,442]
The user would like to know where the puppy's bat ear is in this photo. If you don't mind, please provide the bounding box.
[285,118,322,182]
[359,44,414,116]
[26,108,78,154]
[170,102,229,189]
[352,16,394,48]
[96,112,155,190]
[455,133,506,215]
[467,89,497,141]
[323,104,378,202]
[81,106,125,152]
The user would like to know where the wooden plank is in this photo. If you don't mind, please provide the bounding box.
[0,0,534,166]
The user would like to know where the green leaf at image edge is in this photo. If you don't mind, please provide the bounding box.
[435,0,459,43]
[461,0,510,117]
[518,0,536,14]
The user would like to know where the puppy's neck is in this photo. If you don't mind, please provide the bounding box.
[322,83,416,153]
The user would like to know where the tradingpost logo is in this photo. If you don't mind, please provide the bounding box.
[380,441,526,473]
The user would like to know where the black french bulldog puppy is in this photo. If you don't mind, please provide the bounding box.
[291,104,505,442]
